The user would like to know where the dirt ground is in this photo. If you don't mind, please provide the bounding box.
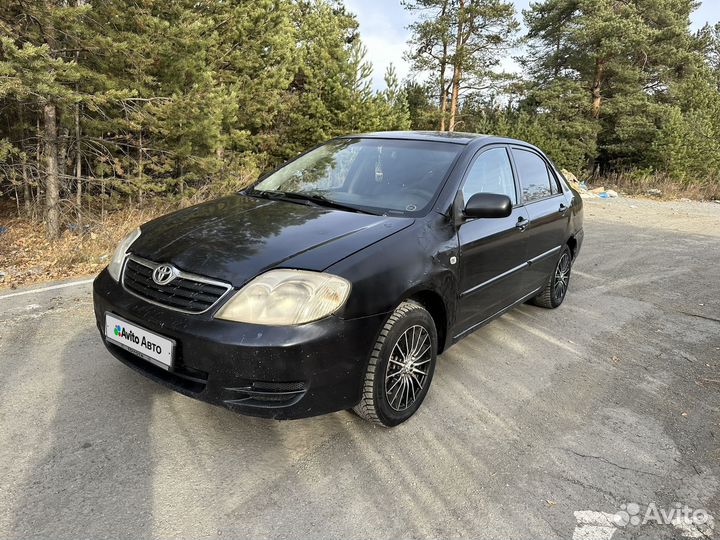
[584,196,720,235]
[0,196,718,539]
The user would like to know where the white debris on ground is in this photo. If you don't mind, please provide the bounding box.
[561,169,620,200]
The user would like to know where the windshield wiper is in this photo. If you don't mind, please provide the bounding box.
[248,189,288,200]
[286,192,380,215]
[251,190,379,215]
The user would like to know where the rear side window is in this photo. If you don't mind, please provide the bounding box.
[462,147,517,205]
[548,164,563,194]
[513,149,553,203]
[549,170,560,194]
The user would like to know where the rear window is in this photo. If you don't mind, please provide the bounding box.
[513,149,553,203]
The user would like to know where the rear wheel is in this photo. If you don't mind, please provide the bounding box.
[354,301,437,427]
[532,246,572,309]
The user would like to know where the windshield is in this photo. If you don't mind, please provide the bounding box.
[252,138,462,216]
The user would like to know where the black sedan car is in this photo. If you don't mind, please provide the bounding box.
[94,131,584,427]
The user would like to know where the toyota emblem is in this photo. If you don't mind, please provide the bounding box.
[152,264,178,286]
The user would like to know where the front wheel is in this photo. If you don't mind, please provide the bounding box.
[353,301,437,427]
[531,246,572,309]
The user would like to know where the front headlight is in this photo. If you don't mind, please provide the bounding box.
[107,228,141,281]
[215,269,351,325]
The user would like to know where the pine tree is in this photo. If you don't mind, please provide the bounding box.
[0,1,88,238]
[278,0,397,156]
[377,65,411,131]
[445,0,518,131]
[522,0,701,172]
[342,40,380,132]
[403,81,439,130]
[404,0,453,129]
[404,0,518,131]
[701,22,720,91]
[652,66,720,182]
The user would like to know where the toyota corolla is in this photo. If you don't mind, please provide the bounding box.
[93,131,584,427]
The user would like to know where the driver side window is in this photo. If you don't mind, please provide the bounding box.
[462,147,517,205]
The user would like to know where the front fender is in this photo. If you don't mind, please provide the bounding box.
[326,215,459,336]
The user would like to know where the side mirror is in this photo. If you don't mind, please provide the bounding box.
[463,193,513,219]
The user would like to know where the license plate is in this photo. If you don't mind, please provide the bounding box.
[105,313,175,368]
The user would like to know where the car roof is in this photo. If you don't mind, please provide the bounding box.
[338,130,532,148]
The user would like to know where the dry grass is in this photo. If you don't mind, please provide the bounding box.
[592,172,720,201]
[0,203,175,290]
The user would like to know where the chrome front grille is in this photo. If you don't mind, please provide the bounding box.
[122,255,232,314]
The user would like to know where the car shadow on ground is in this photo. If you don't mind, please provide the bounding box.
[8,325,158,538]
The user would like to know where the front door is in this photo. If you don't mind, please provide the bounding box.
[455,146,530,334]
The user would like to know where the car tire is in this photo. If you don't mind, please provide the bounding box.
[531,245,572,309]
[353,301,437,427]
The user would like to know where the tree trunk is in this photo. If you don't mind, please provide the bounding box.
[12,168,20,217]
[101,172,106,222]
[22,157,31,216]
[75,50,82,222]
[438,0,449,131]
[19,104,31,216]
[59,126,68,183]
[440,57,447,131]
[448,0,465,132]
[138,128,144,206]
[43,0,62,234]
[44,102,61,239]
[591,57,605,119]
[448,67,462,132]
[75,102,82,223]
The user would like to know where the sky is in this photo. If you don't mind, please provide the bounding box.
[344,0,720,90]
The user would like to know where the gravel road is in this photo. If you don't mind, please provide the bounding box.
[1,197,718,539]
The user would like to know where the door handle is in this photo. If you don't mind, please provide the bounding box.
[515,217,529,231]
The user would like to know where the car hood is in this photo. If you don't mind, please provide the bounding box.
[131,194,414,286]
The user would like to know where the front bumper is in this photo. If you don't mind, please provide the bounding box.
[93,270,388,419]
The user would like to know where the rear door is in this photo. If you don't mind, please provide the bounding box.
[511,147,569,291]
[455,146,531,333]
